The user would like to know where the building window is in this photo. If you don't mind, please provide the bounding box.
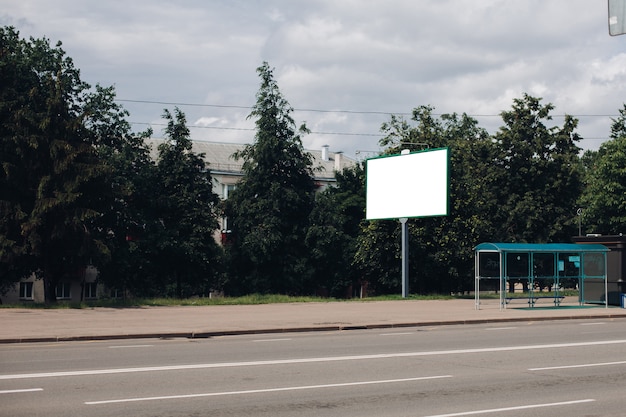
[220,184,237,237]
[19,282,33,300]
[222,216,232,231]
[84,282,97,299]
[223,183,236,199]
[56,282,71,299]
[110,288,123,299]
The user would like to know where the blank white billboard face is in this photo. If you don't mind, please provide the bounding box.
[366,148,449,220]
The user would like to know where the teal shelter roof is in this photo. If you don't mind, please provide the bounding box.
[474,242,609,253]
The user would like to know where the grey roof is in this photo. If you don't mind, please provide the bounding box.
[145,138,356,179]
[475,242,609,253]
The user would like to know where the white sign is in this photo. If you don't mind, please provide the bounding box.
[366,148,449,220]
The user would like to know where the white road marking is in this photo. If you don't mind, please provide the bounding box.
[530,360,626,371]
[0,388,43,394]
[85,375,452,405]
[253,338,292,343]
[580,322,606,326]
[485,327,517,331]
[380,332,413,336]
[4,339,626,380]
[108,345,154,349]
[423,399,595,417]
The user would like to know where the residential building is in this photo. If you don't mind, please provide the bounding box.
[145,139,356,196]
[146,139,356,242]
[2,266,100,304]
[1,139,355,303]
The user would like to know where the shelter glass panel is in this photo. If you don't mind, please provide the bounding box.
[533,252,557,291]
[533,253,555,278]
[558,253,580,277]
[583,253,605,277]
[478,252,500,278]
[506,253,530,278]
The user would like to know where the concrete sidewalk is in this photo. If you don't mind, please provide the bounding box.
[2,298,626,343]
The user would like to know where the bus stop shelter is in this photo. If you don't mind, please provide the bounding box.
[474,242,609,310]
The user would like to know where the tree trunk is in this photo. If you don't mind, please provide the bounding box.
[175,271,182,299]
[43,258,58,304]
[43,275,57,304]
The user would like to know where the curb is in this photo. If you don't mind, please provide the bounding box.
[3,313,626,344]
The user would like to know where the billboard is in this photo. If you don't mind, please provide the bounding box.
[365,148,449,220]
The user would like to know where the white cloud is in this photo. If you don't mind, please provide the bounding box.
[195,117,223,127]
[591,53,626,86]
[2,0,623,156]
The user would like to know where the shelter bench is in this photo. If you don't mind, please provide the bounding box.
[505,295,565,307]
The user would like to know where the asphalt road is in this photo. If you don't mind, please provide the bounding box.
[2,318,626,417]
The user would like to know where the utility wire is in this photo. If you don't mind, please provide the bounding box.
[117,99,405,116]
[119,99,252,110]
[121,99,615,141]
[130,122,382,137]
[117,98,621,118]
[131,121,608,140]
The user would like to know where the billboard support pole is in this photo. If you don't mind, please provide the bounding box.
[400,217,409,298]
[400,148,410,299]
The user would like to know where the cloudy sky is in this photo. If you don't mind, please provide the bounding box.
[3,1,625,159]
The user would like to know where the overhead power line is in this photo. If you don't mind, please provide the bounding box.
[118,99,252,110]
[116,98,621,119]
[120,99,616,142]
[130,122,382,137]
[117,98,404,116]
[130,121,608,141]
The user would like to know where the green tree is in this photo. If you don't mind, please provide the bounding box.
[491,94,583,243]
[353,220,404,294]
[94,100,157,297]
[355,106,494,294]
[579,104,626,234]
[225,62,315,295]
[306,162,366,297]
[0,27,114,302]
[97,108,224,299]
[427,111,496,293]
[142,108,223,298]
